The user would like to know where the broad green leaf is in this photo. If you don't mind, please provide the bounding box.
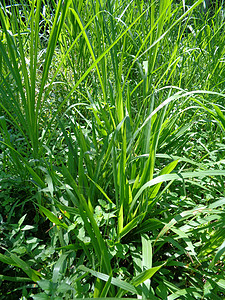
[52,254,68,283]
[32,293,49,300]
[37,280,56,294]
[217,279,225,291]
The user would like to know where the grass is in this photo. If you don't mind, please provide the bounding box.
[0,0,225,299]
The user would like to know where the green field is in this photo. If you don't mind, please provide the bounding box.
[0,0,225,299]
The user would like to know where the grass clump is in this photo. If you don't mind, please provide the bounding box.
[0,0,225,299]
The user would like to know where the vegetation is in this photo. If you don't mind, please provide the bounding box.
[0,0,225,298]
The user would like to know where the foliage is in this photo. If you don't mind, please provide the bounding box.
[0,0,225,299]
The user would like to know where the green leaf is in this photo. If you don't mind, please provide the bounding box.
[62,166,112,275]
[0,275,31,282]
[38,205,68,229]
[131,170,225,213]
[10,253,40,282]
[209,239,225,269]
[0,253,17,266]
[217,279,225,291]
[52,254,68,283]
[148,160,179,199]
[141,234,152,292]
[37,280,57,295]
[87,175,114,204]
[78,265,140,295]
[142,234,152,270]
[156,282,168,299]
[32,293,49,300]
[119,214,144,239]
[131,263,166,287]
[21,225,35,231]
[154,206,208,245]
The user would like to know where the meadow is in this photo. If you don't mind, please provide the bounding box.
[0,0,225,299]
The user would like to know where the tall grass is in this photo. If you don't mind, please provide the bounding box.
[0,0,225,299]
[0,0,71,160]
